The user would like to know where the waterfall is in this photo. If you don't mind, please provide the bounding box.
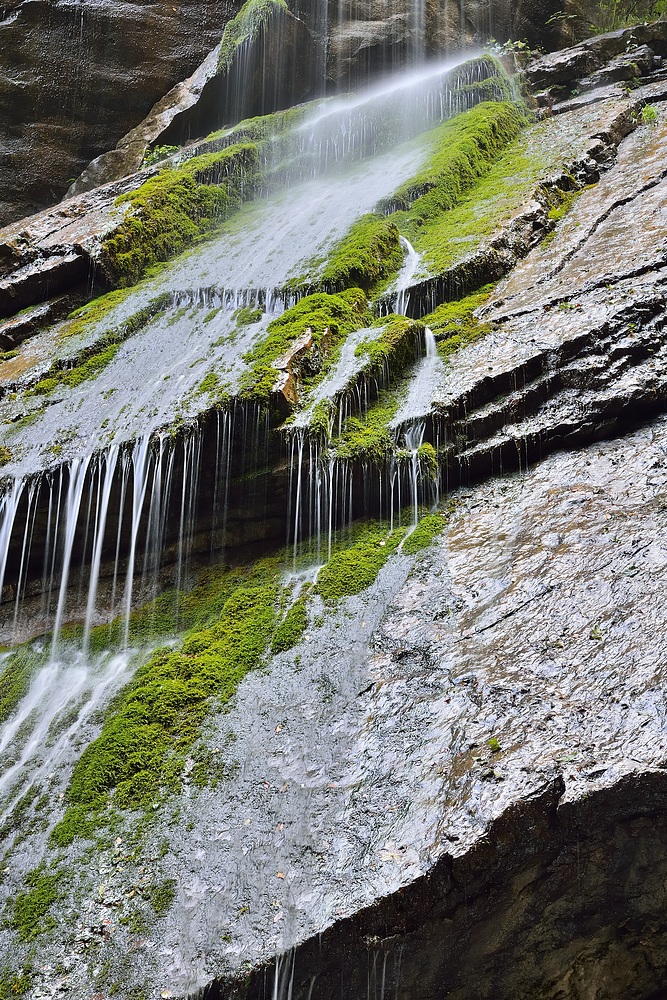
[0,404,274,646]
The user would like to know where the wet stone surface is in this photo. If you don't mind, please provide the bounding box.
[27,415,665,998]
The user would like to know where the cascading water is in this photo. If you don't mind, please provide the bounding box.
[392,237,423,316]
[0,18,524,993]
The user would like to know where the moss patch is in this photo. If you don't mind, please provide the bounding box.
[423,285,495,358]
[0,646,48,726]
[51,561,282,845]
[402,512,447,554]
[397,108,590,275]
[103,144,259,286]
[315,523,407,602]
[318,215,404,295]
[380,101,526,220]
[151,878,177,916]
[334,390,398,463]
[218,0,288,71]
[8,868,62,942]
[0,969,31,999]
[354,316,423,380]
[239,288,371,402]
[271,596,309,653]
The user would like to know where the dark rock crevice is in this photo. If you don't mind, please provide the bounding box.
[205,771,667,1000]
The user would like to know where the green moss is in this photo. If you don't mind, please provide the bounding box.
[206,101,318,146]
[32,344,121,394]
[142,145,180,168]
[271,597,309,653]
[541,186,586,245]
[151,879,177,916]
[422,285,495,358]
[452,74,515,105]
[0,447,12,466]
[398,109,586,275]
[315,524,406,602]
[61,287,136,340]
[103,144,260,286]
[0,969,31,999]
[0,646,48,726]
[218,0,288,71]
[204,307,222,324]
[402,512,447,554]
[416,442,438,480]
[310,399,333,438]
[318,215,404,295]
[381,101,526,219]
[354,316,422,380]
[239,288,371,402]
[233,305,263,327]
[52,562,282,845]
[9,867,62,941]
[198,371,220,395]
[335,391,398,464]
[27,294,171,397]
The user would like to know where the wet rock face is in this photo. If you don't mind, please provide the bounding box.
[194,413,667,1000]
[0,0,238,226]
[227,777,667,1000]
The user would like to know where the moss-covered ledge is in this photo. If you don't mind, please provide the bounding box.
[101,144,261,286]
[238,289,372,407]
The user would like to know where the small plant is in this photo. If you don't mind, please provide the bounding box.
[141,145,180,168]
[641,104,659,125]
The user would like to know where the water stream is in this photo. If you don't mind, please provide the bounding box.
[0,39,514,988]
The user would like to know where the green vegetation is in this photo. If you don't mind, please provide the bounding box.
[402,512,447,554]
[319,215,404,295]
[0,968,31,999]
[239,288,371,402]
[233,305,263,326]
[9,867,62,941]
[42,501,451,849]
[541,187,585,245]
[381,101,526,219]
[198,371,222,396]
[0,646,47,726]
[141,145,180,168]
[315,523,407,602]
[394,107,590,274]
[422,285,495,358]
[641,103,659,125]
[586,0,666,33]
[103,144,259,285]
[355,317,423,380]
[28,294,171,397]
[151,879,177,916]
[335,391,398,464]
[61,287,136,340]
[52,561,282,845]
[218,0,288,70]
[0,446,12,466]
[271,596,309,653]
[205,101,317,146]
